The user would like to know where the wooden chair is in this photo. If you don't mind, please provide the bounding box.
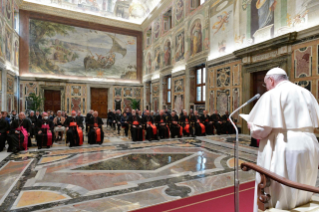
[241,162,319,212]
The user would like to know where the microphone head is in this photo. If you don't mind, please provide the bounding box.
[255,93,261,99]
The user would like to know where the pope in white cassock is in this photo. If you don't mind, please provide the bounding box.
[242,67,319,212]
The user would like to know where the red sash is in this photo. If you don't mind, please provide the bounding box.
[179,125,183,136]
[133,121,139,125]
[94,123,101,142]
[199,123,206,134]
[147,121,157,135]
[184,118,190,133]
[69,122,83,145]
[17,126,28,150]
[41,124,52,146]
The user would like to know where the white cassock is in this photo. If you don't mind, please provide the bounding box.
[241,80,319,212]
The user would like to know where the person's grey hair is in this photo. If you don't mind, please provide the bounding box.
[267,74,288,82]
[57,110,62,114]
[30,110,34,113]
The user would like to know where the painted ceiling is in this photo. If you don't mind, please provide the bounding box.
[23,0,162,24]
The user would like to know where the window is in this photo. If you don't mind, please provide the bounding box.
[14,12,19,33]
[195,66,206,103]
[167,77,171,104]
[163,9,172,32]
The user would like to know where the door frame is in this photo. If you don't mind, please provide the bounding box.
[87,84,112,112]
[39,84,65,112]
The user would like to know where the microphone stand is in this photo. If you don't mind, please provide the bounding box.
[229,94,260,212]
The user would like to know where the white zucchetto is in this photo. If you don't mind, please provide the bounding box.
[265,67,287,76]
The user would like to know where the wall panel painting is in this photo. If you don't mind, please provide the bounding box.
[209,90,214,114]
[174,30,185,62]
[0,19,4,59]
[29,19,137,79]
[173,94,183,115]
[294,47,312,78]
[164,39,171,67]
[216,89,230,116]
[2,0,13,27]
[190,19,202,57]
[295,81,311,92]
[217,67,231,87]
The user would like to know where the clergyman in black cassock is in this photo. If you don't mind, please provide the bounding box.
[36,112,54,149]
[194,111,206,136]
[201,110,214,135]
[88,111,104,144]
[180,111,194,137]
[211,110,224,135]
[85,110,93,134]
[7,112,31,153]
[221,111,234,134]
[0,113,9,152]
[156,110,169,139]
[169,111,182,138]
[143,110,158,141]
[129,110,143,142]
[65,111,83,147]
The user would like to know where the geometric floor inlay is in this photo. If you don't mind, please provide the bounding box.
[74,153,193,171]
[0,132,258,212]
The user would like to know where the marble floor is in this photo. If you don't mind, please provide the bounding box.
[0,129,258,212]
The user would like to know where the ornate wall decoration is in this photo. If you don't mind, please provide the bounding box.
[114,99,122,110]
[134,88,141,98]
[152,83,159,97]
[7,74,14,94]
[29,19,138,80]
[71,86,82,96]
[232,88,240,120]
[163,39,171,67]
[13,36,19,67]
[146,52,152,74]
[154,46,162,71]
[232,64,240,86]
[190,19,202,57]
[174,78,184,93]
[216,89,230,116]
[174,0,184,26]
[2,0,13,27]
[209,90,214,114]
[209,68,214,88]
[5,27,12,63]
[0,19,4,60]
[217,67,231,87]
[295,81,311,92]
[124,98,132,111]
[174,30,185,62]
[25,82,37,95]
[71,97,81,111]
[123,87,133,97]
[153,18,161,40]
[114,87,122,98]
[294,47,312,78]
[152,97,159,112]
[173,94,184,115]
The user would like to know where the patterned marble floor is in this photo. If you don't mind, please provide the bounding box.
[0,133,257,212]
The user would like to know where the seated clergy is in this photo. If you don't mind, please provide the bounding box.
[36,112,54,149]
[156,110,170,139]
[85,110,93,134]
[129,110,143,142]
[107,109,114,129]
[211,110,224,135]
[180,110,194,137]
[76,110,84,130]
[143,110,158,141]
[221,111,234,134]
[65,110,83,147]
[169,111,182,138]
[7,112,31,153]
[88,111,104,144]
[194,110,206,136]
[201,110,214,135]
[53,111,66,142]
[115,110,122,135]
[120,112,129,137]
[0,112,9,152]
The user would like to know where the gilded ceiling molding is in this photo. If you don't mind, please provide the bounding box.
[19,2,143,31]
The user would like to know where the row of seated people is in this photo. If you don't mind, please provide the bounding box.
[107,109,236,142]
[0,110,105,153]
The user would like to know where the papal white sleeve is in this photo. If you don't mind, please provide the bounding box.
[249,123,272,140]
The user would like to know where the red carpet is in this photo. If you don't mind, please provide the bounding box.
[131,181,255,212]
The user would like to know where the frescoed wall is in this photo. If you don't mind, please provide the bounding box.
[113,86,143,111]
[151,82,159,112]
[172,75,185,115]
[29,19,138,80]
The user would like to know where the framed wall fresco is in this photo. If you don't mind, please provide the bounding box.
[29,19,137,79]
[216,89,230,116]
[172,75,185,115]
[294,47,312,78]
[174,29,185,62]
[216,67,231,87]
[113,86,143,111]
[295,80,311,92]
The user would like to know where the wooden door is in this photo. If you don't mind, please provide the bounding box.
[252,70,268,105]
[91,88,108,118]
[44,90,61,113]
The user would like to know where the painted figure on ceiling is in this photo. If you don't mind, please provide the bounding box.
[212,11,231,35]
[190,19,202,56]
[256,0,277,29]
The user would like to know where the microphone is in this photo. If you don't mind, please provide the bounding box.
[229,93,260,212]
[243,93,261,106]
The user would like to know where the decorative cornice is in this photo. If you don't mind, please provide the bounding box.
[19,1,143,31]
[233,32,297,58]
[206,53,238,67]
[186,50,209,68]
[295,25,319,43]
[141,0,172,30]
